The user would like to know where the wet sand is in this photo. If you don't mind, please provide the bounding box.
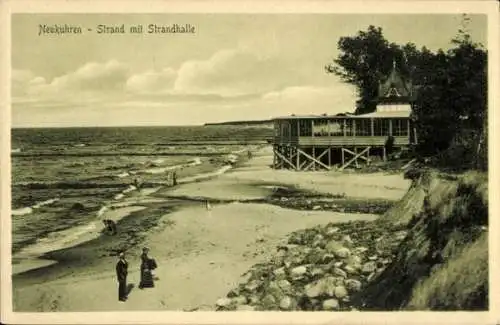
[12,146,411,312]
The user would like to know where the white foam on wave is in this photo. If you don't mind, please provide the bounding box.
[97,206,108,217]
[12,207,33,216]
[142,158,202,175]
[11,148,22,153]
[117,172,130,178]
[122,185,137,194]
[12,197,60,216]
[32,198,60,209]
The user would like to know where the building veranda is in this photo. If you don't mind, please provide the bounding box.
[271,63,418,171]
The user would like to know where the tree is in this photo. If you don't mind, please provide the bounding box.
[327,26,423,114]
[413,20,487,163]
[328,18,487,170]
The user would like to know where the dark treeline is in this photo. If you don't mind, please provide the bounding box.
[326,15,487,171]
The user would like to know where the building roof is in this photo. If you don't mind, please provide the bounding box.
[378,61,412,100]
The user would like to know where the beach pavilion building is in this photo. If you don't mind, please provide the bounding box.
[271,63,418,171]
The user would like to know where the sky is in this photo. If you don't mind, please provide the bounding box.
[11,14,487,127]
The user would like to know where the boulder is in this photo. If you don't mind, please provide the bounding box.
[248,295,260,305]
[325,227,340,236]
[277,279,292,292]
[279,296,296,310]
[322,253,335,263]
[322,299,340,310]
[291,265,308,278]
[244,280,260,292]
[343,264,359,275]
[232,296,248,305]
[310,267,325,278]
[261,294,277,309]
[362,261,377,274]
[345,279,362,292]
[333,247,351,259]
[342,235,354,245]
[236,305,256,311]
[325,240,343,254]
[273,267,286,277]
[305,282,322,298]
[321,276,337,296]
[332,267,347,278]
[334,286,348,299]
[216,297,232,308]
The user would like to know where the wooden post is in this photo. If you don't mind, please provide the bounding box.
[354,147,359,168]
[311,120,315,137]
[296,147,300,170]
[328,147,331,167]
[273,146,276,168]
[341,148,345,166]
[343,119,347,137]
[389,119,393,136]
[407,120,410,141]
[312,147,316,171]
[367,147,370,165]
[383,146,387,161]
[370,118,374,137]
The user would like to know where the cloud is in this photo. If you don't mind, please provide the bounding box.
[262,85,358,115]
[174,48,299,97]
[13,60,129,100]
[125,68,177,94]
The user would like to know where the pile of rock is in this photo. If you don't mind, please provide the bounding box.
[215,220,407,311]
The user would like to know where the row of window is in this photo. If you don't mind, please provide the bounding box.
[275,119,409,137]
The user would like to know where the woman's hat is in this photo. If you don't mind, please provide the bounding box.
[143,247,149,252]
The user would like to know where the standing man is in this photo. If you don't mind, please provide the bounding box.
[116,252,128,302]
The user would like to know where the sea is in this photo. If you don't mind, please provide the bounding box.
[11,126,273,263]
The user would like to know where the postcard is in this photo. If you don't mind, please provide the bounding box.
[1,0,499,324]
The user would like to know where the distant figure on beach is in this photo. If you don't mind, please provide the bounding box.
[102,219,117,235]
[133,177,142,190]
[247,150,252,159]
[139,247,158,289]
[172,171,178,186]
[116,252,129,302]
[206,200,211,211]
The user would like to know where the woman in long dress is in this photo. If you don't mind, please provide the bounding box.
[139,247,157,288]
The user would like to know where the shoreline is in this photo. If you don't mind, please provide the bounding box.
[12,146,411,311]
[11,149,252,277]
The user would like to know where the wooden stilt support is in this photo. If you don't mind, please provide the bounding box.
[328,148,331,167]
[275,149,297,170]
[312,147,316,171]
[341,148,345,166]
[296,147,300,170]
[297,148,331,170]
[354,147,359,168]
[339,146,371,171]
[342,148,370,162]
[304,148,329,171]
[383,146,387,162]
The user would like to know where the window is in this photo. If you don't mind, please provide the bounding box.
[345,120,354,136]
[313,119,329,137]
[373,119,390,136]
[355,119,371,136]
[299,120,312,136]
[329,120,344,136]
[393,119,409,136]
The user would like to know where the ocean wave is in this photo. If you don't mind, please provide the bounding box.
[12,207,33,216]
[12,197,60,216]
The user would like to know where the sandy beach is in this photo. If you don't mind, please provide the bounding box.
[12,146,411,312]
